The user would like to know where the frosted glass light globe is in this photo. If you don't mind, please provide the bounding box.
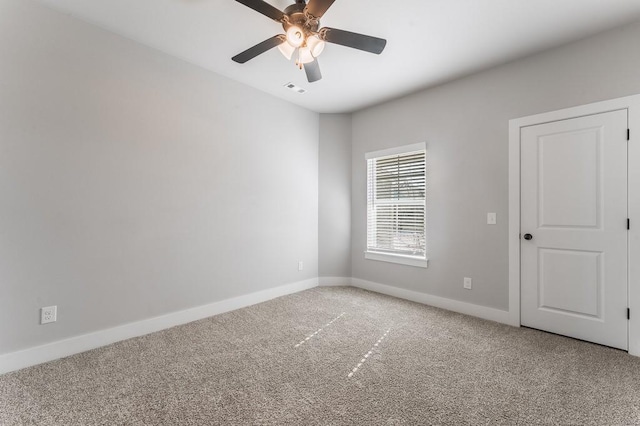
[278,41,295,60]
[298,47,314,64]
[307,35,325,57]
[286,26,305,48]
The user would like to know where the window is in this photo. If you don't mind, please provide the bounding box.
[366,143,427,268]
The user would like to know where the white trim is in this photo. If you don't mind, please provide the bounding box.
[318,277,353,287]
[365,142,426,160]
[509,93,640,356]
[508,118,522,327]
[629,98,640,357]
[351,278,510,325]
[365,251,428,268]
[0,278,318,375]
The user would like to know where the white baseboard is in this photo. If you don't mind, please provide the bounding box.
[351,278,511,325]
[0,278,318,375]
[318,276,352,287]
[0,277,513,375]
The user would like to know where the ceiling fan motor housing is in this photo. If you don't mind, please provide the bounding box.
[283,2,320,36]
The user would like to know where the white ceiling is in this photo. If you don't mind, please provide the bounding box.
[36,0,640,113]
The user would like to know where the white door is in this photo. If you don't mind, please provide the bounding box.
[520,109,628,350]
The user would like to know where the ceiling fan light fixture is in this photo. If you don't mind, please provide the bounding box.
[286,26,305,48]
[278,41,296,60]
[307,35,325,57]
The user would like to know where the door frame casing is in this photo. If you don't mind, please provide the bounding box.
[508,94,640,356]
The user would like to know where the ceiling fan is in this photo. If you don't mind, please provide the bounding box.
[232,0,387,83]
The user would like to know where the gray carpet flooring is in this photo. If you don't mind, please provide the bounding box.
[2,286,640,425]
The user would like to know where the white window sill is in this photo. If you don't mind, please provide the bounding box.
[365,251,429,268]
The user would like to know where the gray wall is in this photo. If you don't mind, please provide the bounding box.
[3,0,640,357]
[0,0,319,355]
[352,21,640,311]
[318,114,352,278]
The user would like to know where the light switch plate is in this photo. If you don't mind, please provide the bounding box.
[464,277,472,290]
[487,213,497,225]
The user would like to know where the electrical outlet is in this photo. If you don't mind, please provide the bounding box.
[41,306,57,324]
[463,277,472,290]
[298,261,304,271]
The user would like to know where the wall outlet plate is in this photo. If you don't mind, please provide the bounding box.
[41,306,57,324]
[298,261,304,271]
[463,277,473,290]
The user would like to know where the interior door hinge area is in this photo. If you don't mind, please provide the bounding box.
[628,129,630,141]
[628,308,630,320]
[628,218,631,230]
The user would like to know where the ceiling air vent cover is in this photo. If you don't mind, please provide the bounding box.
[284,82,306,94]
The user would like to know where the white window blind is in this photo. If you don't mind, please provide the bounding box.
[367,146,426,260]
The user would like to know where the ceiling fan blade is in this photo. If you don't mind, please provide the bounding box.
[235,0,285,22]
[232,35,285,64]
[304,59,322,83]
[305,0,336,19]
[321,27,387,54]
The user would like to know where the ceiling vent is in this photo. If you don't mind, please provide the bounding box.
[284,82,306,94]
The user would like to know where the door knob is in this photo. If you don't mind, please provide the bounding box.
[523,234,533,240]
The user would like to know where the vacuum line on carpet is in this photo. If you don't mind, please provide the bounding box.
[294,312,346,348]
[348,328,390,378]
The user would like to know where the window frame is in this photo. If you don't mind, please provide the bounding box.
[365,142,428,268]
